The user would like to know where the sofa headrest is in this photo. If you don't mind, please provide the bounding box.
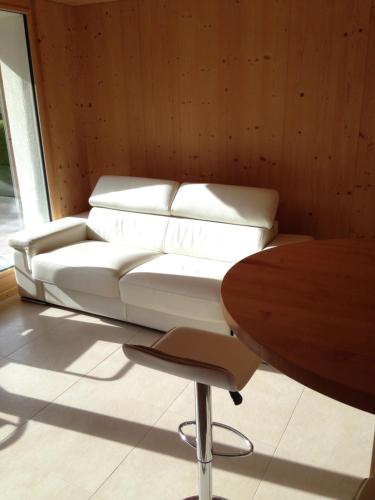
[89,176,179,215]
[171,182,279,229]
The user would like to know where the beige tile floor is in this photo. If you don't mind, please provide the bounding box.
[0,297,374,500]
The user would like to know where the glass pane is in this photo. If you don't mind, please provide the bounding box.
[0,91,22,270]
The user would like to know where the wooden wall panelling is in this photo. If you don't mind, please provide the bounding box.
[134,0,164,180]
[350,0,375,238]
[34,0,375,238]
[281,0,372,237]
[32,0,90,218]
[81,0,293,186]
[145,0,186,181]
[0,268,17,301]
[172,0,210,183]
[222,0,290,188]
[77,1,138,188]
[117,0,147,178]
[192,0,221,183]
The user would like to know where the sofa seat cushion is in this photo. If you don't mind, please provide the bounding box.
[32,241,161,298]
[119,254,234,322]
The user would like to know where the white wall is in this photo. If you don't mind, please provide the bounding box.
[0,11,49,228]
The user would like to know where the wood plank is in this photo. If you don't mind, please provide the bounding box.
[50,1,117,5]
[0,0,30,12]
[0,268,18,302]
[350,0,375,238]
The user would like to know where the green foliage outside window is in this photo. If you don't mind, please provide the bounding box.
[0,119,9,165]
[0,105,14,197]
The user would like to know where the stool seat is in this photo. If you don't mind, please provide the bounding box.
[123,327,260,391]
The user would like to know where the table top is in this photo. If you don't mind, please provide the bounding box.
[221,239,375,414]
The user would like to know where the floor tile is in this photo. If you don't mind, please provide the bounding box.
[126,326,163,347]
[169,364,304,448]
[1,461,91,500]
[253,389,375,499]
[0,393,164,496]
[8,315,137,377]
[93,409,275,500]
[51,330,189,420]
[0,299,64,356]
[0,357,78,441]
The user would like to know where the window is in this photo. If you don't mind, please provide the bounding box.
[0,10,50,271]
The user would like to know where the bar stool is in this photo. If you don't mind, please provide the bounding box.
[123,327,261,500]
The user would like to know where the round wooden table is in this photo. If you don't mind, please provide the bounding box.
[221,239,375,414]
[221,239,375,498]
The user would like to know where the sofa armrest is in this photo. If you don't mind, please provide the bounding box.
[264,233,314,250]
[8,216,87,257]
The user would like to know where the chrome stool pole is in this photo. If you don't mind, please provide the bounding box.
[195,383,213,500]
[181,383,253,500]
[183,382,228,500]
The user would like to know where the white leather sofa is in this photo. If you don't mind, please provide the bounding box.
[9,176,312,334]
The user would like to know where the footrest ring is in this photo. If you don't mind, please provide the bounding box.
[178,420,254,458]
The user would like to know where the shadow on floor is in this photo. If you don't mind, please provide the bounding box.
[0,385,362,498]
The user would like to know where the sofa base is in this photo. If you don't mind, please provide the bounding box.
[21,296,47,305]
[14,249,229,333]
[14,249,45,301]
[20,280,230,335]
[125,304,230,335]
[42,283,126,322]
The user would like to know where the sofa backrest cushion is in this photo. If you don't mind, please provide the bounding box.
[87,207,169,252]
[87,177,280,259]
[171,182,278,230]
[89,175,179,216]
[164,217,278,262]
